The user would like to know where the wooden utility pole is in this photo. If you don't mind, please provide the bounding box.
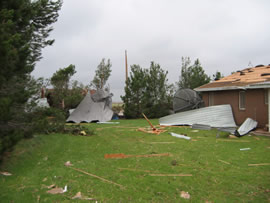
[125,50,128,81]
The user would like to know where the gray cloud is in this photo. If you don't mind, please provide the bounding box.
[33,0,270,101]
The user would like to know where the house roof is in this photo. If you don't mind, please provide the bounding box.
[195,65,270,92]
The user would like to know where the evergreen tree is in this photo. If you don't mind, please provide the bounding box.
[121,62,173,119]
[91,58,112,90]
[0,0,62,156]
[178,57,210,89]
[144,62,174,118]
[121,65,147,118]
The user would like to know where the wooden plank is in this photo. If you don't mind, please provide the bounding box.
[218,159,230,165]
[149,174,192,177]
[248,163,270,166]
[68,167,125,189]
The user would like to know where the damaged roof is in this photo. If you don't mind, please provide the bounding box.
[195,65,270,92]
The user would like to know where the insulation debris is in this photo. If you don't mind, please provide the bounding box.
[170,132,191,140]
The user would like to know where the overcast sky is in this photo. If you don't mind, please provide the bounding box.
[33,0,270,102]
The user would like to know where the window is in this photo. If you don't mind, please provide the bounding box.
[239,91,246,110]
[265,89,268,105]
[209,92,214,106]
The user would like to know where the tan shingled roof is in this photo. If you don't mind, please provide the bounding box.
[197,65,270,90]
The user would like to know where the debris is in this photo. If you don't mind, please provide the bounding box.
[248,163,270,166]
[142,113,156,131]
[72,192,82,199]
[229,134,237,138]
[149,174,192,177]
[180,191,191,199]
[68,167,125,189]
[217,139,250,143]
[253,136,260,140]
[104,153,171,159]
[240,148,251,151]
[0,172,12,176]
[47,187,65,194]
[191,139,198,141]
[218,160,230,165]
[72,192,96,200]
[42,177,47,182]
[64,161,73,167]
[171,160,177,166]
[97,122,119,124]
[118,168,154,173]
[191,130,199,132]
[235,118,258,137]
[170,132,191,140]
[80,131,86,136]
[63,185,68,193]
[43,156,48,161]
[47,184,56,189]
[137,128,166,135]
[159,104,237,128]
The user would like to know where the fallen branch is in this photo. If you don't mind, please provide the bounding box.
[218,159,230,165]
[68,167,125,189]
[149,174,192,177]
[248,163,270,166]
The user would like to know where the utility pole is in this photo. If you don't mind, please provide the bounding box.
[125,50,128,81]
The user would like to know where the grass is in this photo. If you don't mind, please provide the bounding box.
[0,119,270,202]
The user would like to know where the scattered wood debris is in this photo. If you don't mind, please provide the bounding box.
[64,161,73,167]
[118,168,155,173]
[137,128,166,135]
[0,172,12,176]
[149,174,192,177]
[248,163,270,166]
[180,191,191,199]
[218,160,230,165]
[67,167,125,189]
[47,185,67,194]
[104,153,171,159]
[217,139,250,143]
[72,192,96,200]
[47,184,56,189]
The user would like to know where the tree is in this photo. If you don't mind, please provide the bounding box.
[91,58,112,89]
[213,71,223,81]
[121,62,173,119]
[143,62,174,118]
[121,65,147,118]
[178,57,210,89]
[0,0,62,157]
[50,64,84,110]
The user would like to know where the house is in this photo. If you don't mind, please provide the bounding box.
[195,65,270,129]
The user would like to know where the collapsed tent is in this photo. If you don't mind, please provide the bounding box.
[66,89,113,123]
[159,104,237,128]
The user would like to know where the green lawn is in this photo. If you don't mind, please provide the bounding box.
[1,119,270,202]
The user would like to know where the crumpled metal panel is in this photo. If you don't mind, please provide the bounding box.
[235,118,258,137]
[159,104,237,128]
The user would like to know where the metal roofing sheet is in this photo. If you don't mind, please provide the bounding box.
[159,104,237,128]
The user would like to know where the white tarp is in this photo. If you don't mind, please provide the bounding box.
[66,90,113,123]
[159,104,237,128]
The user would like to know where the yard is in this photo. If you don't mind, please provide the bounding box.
[0,119,270,202]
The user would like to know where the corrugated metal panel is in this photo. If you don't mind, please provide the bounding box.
[235,118,258,137]
[159,104,237,128]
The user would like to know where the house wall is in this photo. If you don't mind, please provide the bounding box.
[201,89,268,127]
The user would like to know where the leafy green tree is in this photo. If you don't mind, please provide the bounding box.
[91,58,112,89]
[121,65,147,118]
[50,64,84,110]
[0,0,62,157]
[178,57,210,89]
